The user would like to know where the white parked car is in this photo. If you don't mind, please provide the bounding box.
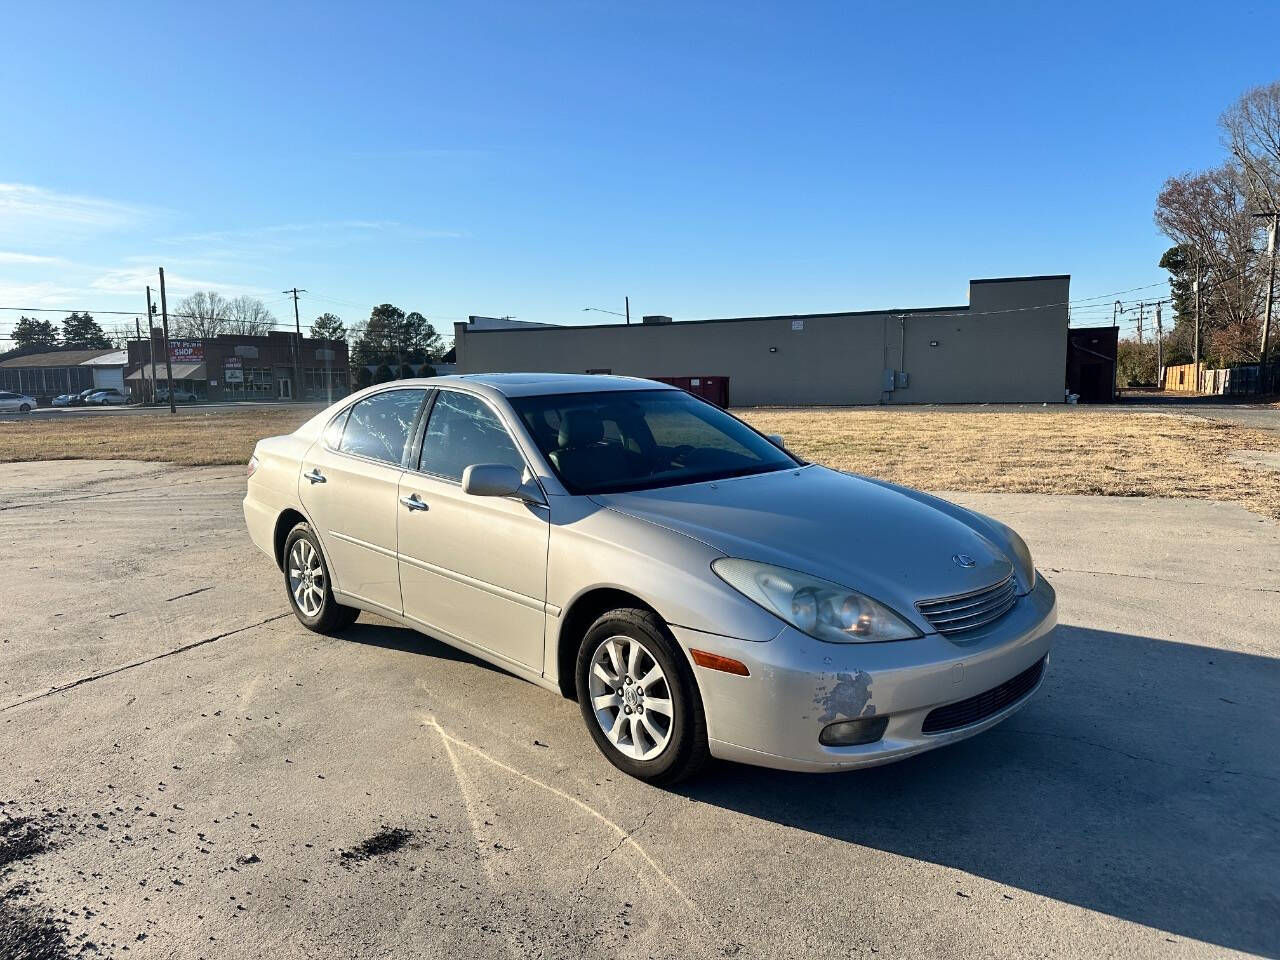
[0,390,37,413]
[244,374,1056,783]
[87,388,127,405]
[156,386,198,403]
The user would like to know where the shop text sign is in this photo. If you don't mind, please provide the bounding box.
[168,340,204,362]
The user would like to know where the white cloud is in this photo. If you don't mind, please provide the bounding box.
[0,184,148,240]
[90,265,274,300]
[0,251,65,265]
[157,219,464,256]
[0,280,83,308]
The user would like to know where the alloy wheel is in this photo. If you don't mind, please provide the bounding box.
[588,635,675,761]
[288,537,326,618]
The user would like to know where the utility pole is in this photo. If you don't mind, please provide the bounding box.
[1256,211,1277,392]
[283,288,306,400]
[1137,301,1145,344]
[145,285,156,407]
[1155,303,1164,387]
[1193,259,1202,395]
[158,268,176,414]
[134,315,147,404]
[625,296,631,326]
[1112,300,1124,327]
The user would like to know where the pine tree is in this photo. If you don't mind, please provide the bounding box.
[310,312,347,341]
[61,312,111,349]
[12,315,60,350]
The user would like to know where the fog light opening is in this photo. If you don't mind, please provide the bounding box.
[819,716,889,747]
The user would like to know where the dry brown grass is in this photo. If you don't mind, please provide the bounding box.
[738,408,1280,520]
[0,409,314,467]
[2,406,1278,518]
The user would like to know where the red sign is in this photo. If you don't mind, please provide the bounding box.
[169,340,204,362]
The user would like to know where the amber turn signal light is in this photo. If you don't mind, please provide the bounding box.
[689,649,750,676]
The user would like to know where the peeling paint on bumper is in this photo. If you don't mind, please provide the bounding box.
[672,575,1057,772]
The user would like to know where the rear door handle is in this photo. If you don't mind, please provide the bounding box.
[305,468,326,484]
[400,494,428,512]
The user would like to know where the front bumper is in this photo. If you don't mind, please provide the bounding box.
[674,574,1056,772]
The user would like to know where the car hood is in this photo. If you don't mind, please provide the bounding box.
[590,465,1012,615]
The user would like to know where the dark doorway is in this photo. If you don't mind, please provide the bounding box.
[1066,327,1118,403]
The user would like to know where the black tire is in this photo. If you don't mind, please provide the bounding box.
[575,607,709,785]
[282,522,359,634]
[18,403,31,413]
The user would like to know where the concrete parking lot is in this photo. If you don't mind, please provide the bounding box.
[1,460,1277,959]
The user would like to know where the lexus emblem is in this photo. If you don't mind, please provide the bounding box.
[952,554,977,569]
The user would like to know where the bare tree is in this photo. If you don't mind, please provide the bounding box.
[1154,163,1265,363]
[224,295,276,336]
[172,291,231,338]
[1221,81,1280,213]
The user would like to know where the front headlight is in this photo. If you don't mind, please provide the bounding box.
[712,558,920,643]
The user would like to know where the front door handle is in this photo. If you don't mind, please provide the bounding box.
[305,468,326,484]
[399,493,428,512]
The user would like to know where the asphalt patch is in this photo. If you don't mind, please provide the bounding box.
[0,817,47,869]
[0,885,75,960]
[338,826,415,864]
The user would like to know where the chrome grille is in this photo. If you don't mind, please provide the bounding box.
[917,574,1018,636]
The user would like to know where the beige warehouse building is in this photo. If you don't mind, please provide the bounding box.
[455,275,1070,406]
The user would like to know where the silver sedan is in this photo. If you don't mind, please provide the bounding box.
[243,374,1055,783]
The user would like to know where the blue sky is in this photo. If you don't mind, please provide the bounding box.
[2,0,1278,343]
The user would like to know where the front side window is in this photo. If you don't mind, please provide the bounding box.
[418,391,525,481]
[337,389,426,465]
[510,389,797,495]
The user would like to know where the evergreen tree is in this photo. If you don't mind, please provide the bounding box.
[350,305,444,366]
[311,312,347,341]
[61,312,111,349]
[12,315,60,350]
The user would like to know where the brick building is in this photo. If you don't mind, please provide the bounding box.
[125,330,350,403]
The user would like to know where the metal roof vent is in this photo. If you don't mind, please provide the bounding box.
[641,315,672,325]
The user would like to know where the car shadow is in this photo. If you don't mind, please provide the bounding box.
[340,618,512,677]
[673,625,1280,957]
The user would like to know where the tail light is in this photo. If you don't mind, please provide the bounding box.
[247,454,259,478]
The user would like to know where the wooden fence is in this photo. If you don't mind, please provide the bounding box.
[1161,361,1280,395]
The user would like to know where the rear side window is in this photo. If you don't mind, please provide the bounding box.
[418,391,525,481]
[338,390,426,465]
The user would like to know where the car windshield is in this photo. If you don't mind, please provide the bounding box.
[509,388,799,495]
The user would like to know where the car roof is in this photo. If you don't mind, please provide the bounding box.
[396,373,679,398]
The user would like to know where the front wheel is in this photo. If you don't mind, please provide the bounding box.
[283,523,358,634]
[576,608,709,784]
[18,403,31,413]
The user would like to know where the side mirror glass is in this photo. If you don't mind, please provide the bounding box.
[461,463,523,498]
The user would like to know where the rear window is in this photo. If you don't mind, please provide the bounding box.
[337,390,426,465]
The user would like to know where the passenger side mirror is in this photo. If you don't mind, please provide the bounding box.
[766,434,785,448]
[461,463,524,498]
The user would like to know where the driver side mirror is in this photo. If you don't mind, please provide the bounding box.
[766,434,785,448]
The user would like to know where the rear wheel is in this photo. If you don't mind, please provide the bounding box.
[283,523,358,634]
[576,608,709,784]
[18,403,31,413]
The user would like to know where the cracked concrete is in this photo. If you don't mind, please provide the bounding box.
[1,461,1277,959]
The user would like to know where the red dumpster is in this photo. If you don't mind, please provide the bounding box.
[651,376,730,408]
